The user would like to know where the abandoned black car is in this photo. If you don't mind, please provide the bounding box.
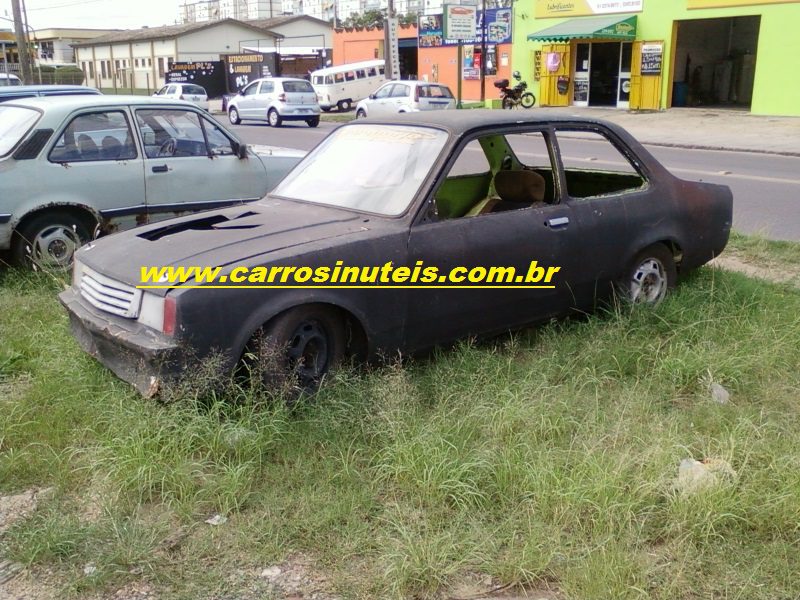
[59,111,733,396]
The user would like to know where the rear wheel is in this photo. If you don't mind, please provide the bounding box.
[356,109,367,119]
[617,244,677,306]
[13,211,93,271]
[521,92,536,108]
[228,107,241,124]
[501,96,514,110]
[245,305,346,394]
[306,116,320,128]
[337,99,352,112]
[268,109,282,127]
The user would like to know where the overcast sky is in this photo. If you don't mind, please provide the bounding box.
[0,0,181,31]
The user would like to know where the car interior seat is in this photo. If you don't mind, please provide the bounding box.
[101,136,122,160]
[77,134,99,160]
[466,169,547,216]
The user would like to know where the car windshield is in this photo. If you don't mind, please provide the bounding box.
[183,84,205,95]
[0,105,40,156]
[270,124,447,216]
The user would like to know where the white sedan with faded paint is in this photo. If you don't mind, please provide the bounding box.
[0,95,304,269]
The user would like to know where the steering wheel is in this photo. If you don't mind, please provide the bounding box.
[157,137,177,157]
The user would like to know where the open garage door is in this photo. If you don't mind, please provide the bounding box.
[671,16,760,109]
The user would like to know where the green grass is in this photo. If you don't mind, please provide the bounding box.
[727,230,800,270]
[2,247,800,599]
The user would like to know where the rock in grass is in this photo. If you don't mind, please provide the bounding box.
[204,514,227,526]
[710,382,731,404]
[260,566,282,580]
[677,458,737,494]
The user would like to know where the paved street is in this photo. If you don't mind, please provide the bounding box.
[227,116,800,242]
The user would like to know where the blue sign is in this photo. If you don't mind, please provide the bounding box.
[419,8,512,47]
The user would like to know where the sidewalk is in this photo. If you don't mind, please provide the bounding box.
[209,98,800,156]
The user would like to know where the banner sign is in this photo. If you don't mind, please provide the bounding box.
[419,8,512,47]
[688,0,798,7]
[221,53,277,93]
[535,0,644,18]
[166,61,225,96]
[640,42,663,75]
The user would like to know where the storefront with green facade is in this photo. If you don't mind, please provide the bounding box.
[513,0,800,115]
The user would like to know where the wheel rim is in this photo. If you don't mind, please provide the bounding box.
[286,319,330,387]
[269,111,278,126]
[30,224,81,269]
[229,109,238,123]
[630,257,667,304]
[341,100,350,111]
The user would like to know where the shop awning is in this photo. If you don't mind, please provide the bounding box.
[527,15,637,42]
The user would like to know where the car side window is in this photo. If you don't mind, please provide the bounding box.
[391,84,410,98]
[49,110,137,163]
[432,131,558,220]
[242,82,259,96]
[167,85,177,95]
[202,117,235,156]
[553,128,646,199]
[135,109,209,159]
[155,86,168,95]
[259,81,274,94]
[374,84,392,99]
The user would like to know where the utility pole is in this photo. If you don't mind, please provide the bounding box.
[383,0,399,80]
[10,0,32,82]
[479,0,486,103]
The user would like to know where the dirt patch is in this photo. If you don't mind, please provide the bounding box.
[710,254,800,287]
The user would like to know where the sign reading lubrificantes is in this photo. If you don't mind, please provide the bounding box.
[535,0,644,18]
[443,4,478,40]
[419,8,512,47]
[688,0,798,7]
[640,42,663,75]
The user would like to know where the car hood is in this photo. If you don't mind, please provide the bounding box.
[249,144,307,159]
[77,198,371,293]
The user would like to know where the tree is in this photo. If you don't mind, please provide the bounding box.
[340,9,385,29]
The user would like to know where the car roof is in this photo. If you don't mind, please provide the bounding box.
[0,84,100,93]
[4,94,198,111]
[351,108,624,136]
[311,59,384,76]
[253,77,311,83]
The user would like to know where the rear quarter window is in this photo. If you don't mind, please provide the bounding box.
[0,105,41,156]
[183,84,205,95]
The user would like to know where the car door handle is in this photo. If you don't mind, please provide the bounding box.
[152,165,168,173]
[547,216,570,228]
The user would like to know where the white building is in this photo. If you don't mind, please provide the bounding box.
[73,19,280,91]
[181,0,283,22]
[31,28,120,66]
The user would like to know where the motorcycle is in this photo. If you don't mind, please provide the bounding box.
[494,71,536,109]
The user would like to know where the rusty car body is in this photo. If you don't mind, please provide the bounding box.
[0,95,304,269]
[59,110,733,396]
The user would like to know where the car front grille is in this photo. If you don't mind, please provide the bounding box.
[79,266,142,319]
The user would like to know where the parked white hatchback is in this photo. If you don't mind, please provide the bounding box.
[0,95,304,269]
[355,81,456,118]
[227,77,321,127]
[153,83,209,110]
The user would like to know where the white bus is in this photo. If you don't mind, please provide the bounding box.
[310,59,387,112]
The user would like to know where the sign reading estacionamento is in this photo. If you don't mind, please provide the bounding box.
[688,0,798,7]
[535,0,644,18]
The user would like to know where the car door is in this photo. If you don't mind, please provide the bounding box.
[389,82,412,112]
[41,108,146,227]
[404,130,583,350]
[251,80,274,118]
[134,107,266,220]
[236,80,261,119]
[367,82,395,117]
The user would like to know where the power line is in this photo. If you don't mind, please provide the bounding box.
[26,0,106,11]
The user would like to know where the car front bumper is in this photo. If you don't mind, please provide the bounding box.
[59,288,183,397]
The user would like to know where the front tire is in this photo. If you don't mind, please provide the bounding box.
[307,116,320,128]
[521,92,536,108]
[228,107,241,125]
[12,211,92,271]
[337,99,352,111]
[245,306,346,394]
[268,109,282,127]
[618,244,677,306]
[356,109,367,119]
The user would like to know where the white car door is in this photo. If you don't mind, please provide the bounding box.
[236,81,261,119]
[367,83,395,117]
[251,80,275,118]
[135,107,267,220]
[390,83,412,112]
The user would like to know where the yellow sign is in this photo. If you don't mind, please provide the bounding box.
[535,0,643,18]
[688,0,799,6]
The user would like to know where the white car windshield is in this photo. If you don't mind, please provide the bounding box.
[0,105,40,156]
[271,124,447,216]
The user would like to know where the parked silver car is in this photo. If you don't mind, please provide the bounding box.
[153,83,209,110]
[355,81,456,118]
[227,77,321,127]
[0,95,304,269]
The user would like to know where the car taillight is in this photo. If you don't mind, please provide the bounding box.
[278,93,286,102]
[163,296,176,335]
